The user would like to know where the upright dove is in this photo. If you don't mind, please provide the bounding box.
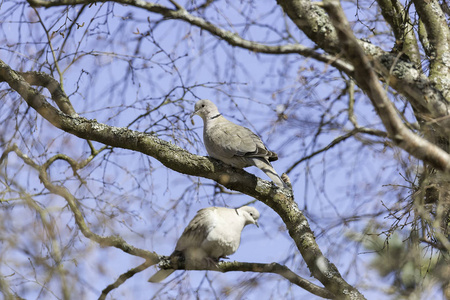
[193,99,285,187]
[148,206,260,283]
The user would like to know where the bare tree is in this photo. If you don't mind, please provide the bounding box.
[0,0,449,299]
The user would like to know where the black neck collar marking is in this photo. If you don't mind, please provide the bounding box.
[210,114,221,120]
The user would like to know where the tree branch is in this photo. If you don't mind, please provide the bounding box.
[413,0,450,98]
[99,260,154,300]
[1,144,158,262]
[19,71,78,117]
[26,0,354,74]
[375,0,421,66]
[360,42,450,123]
[27,0,450,129]
[323,0,450,172]
[276,0,340,54]
[26,0,450,129]
[286,127,387,174]
[154,258,335,299]
[278,0,450,127]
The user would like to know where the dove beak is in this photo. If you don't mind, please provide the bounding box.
[255,221,259,228]
[191,105,202,117]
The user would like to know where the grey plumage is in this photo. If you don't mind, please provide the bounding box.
[148,206,260,283]
[193,99,285,187]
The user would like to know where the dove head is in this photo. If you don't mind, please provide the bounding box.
[193,99,221,121]
[239,206,260,228]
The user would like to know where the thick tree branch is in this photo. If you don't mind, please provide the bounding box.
[376,0,421,66]
[360,42,450,124]
[323,0,450,173]
[413,0,450,97]
[276,0,340,54]
[0,59,363,299]
[418,19,432,57]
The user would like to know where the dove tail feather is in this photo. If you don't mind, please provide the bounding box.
[267,151,278,162]
[148,269,175,283]
[251,158,286,187]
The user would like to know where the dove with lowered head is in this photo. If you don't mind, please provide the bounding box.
[148,206,260,282]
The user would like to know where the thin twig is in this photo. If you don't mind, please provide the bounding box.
[99,260,154,300]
